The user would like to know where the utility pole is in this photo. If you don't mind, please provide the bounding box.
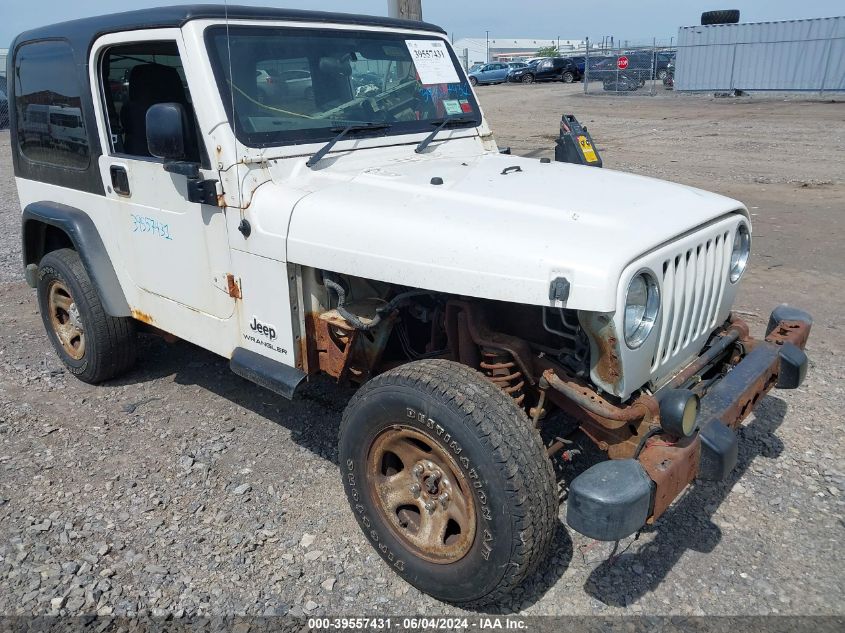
[486,30,490,63]
[387,0,422,20]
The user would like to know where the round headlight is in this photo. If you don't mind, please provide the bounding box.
[730,224,750,283]
[624,272,660,349]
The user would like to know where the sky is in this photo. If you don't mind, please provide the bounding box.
[3,0,843,47]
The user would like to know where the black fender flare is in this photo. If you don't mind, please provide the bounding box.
[22,201,131,317]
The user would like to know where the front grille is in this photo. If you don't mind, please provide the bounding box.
[651,227,733,373]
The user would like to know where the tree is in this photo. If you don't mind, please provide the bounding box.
[535,46,560,58]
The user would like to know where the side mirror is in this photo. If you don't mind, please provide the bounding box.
[146,103,187,160]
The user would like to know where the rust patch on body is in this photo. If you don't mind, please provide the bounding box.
[307,309,396,384]
[766,319,811,348]
[639,436,700,520]
[594,332,621,383]
[226,274,241,299]
[542,369,656,429]
[131,309,155,325]
[578,312,623,389]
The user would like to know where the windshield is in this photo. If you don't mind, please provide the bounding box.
[206,26,481,148]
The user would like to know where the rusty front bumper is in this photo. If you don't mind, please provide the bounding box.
[566,304,812,542]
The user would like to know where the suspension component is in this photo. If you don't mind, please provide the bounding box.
[480,348,526,406]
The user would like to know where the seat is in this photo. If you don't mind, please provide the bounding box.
[120,63,198,160]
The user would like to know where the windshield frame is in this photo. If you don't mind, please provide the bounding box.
[204,24,482,150]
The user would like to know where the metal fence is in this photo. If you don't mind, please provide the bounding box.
[1,50,7,130]
[583,42,674,95]
[674,16,845,92]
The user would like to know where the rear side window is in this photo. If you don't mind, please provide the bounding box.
[14,40,89,169]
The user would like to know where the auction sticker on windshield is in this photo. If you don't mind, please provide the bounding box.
[406,40,460,85]
[443,99,462,115]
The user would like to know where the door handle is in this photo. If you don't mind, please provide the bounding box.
[110,165,130,197]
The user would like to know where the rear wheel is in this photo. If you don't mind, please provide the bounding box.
[561,71,574,83]
[37,248,137,384]
[521,74,534,84]
[339,359,558,607]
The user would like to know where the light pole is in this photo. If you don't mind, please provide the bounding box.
[486,30,490,63]
[387,0,422,20]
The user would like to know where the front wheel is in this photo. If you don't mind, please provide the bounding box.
[469,76,478,86]
[657,69,668,80]
[339,359,558,607]
[521,74,534,84]
[37,248,137,384]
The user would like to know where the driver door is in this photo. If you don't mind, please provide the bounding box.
[92,31,234,320]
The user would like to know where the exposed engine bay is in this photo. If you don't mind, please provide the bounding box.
[298,267,775,470]
[301,268,590,391]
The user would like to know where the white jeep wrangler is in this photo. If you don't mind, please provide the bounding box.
[10,5,812,607]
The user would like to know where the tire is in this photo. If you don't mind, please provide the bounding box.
[701,9,740,25]
[37,248,137,384]
[521,74,534,84]
[339,359,557,607]
[561,71,574,83]
[657,69,668,80]
[469,76,478,86]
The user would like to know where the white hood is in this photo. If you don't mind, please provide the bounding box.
[284,148,747,312]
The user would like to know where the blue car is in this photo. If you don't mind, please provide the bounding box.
[467,62,510,86]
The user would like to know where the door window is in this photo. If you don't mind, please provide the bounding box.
[99,41,204,163]
[14,40,89,169]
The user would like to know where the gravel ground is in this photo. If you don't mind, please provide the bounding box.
[0,85,844,619]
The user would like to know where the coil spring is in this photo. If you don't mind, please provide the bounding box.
[480,349,525,407]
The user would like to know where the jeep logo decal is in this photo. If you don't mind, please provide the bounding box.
[249,317,276,340]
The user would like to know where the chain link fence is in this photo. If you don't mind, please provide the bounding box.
[583,41,675,96]
[0,56,8,130]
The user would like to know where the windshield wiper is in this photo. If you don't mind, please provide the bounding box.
[415,116,478,154]
[307,122,392,168]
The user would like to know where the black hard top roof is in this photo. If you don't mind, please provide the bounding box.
[13,4,446,48]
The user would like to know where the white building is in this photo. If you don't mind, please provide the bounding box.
[0,49,8,78]
[452,37,586,68]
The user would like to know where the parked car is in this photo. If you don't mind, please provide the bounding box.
[467,62,510,85]
[509,57,580,84]
[279,69,314,100]
[656,51,675,80]
[586,55,645,88]
[506,62,528,74]
[9,4,812,610]
[565,55,586,76]
[0,88,9,129]
[255,68,274,100]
